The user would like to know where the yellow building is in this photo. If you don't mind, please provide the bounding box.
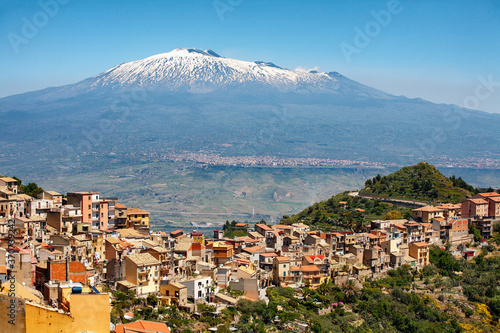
[127,208,150,228]
[409,242,430,268]
[0,289,110,333]
[272,256,291,286]
[125,253,161,295]
[159,282,187,306]
[191,232,205,244]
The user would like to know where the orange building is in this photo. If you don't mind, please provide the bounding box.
[207,241,234,265]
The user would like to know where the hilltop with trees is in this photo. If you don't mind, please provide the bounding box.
[281,162,478,231]
[361,161,473,204]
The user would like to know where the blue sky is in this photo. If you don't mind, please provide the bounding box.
[1,0,499,113]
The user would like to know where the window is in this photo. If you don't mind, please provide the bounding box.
[135,215,138,218]
[101,213,103,217]
[142,214,145,218]
[88,205,91,210]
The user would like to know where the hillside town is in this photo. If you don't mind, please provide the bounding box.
[1,175,499,332]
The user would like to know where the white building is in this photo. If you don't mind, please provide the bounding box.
[181,276,213,302]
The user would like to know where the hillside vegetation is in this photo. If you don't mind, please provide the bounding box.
[281,162,477,230]
[280,192,410,231]
[361,161,472,204]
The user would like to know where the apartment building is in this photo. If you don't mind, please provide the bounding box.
[409,242,429,268]
[125,253,161,295]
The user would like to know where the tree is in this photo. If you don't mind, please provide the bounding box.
[341,280,359,302]
[20,182,44,198]
[469,224,481,242]
[147,293,158,306]
[384,210,403,220]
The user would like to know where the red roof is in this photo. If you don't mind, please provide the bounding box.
[306,255,325,260]
[115,320,170,333]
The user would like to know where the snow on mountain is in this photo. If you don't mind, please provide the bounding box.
[72,48,386,96]
[0,48,391,106]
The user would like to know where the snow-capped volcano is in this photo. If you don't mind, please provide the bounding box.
[0,48,390,105]
[72,48,386,96]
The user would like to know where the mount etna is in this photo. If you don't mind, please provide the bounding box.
[1,49,499,226]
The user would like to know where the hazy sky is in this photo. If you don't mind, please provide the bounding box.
[1,0,499,113]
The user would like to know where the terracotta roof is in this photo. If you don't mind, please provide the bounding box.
[436,203,461,209]
[468,198,488,204]
[189,243,205,251]
[301,265,320,272]
[413,206,444,212]
[127,208,149,215]
[275,256,290,262]
[115,203,128,209]
[259,252,278,257]
[255,223,273,231]
[115,320,170,333]
[305,255,325,261]
[235,223,247,227]
[290,266,302,271]
[487,196,500,202]
[244,245,265,254]
[411,242,429,247]
[475,192,500,198]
